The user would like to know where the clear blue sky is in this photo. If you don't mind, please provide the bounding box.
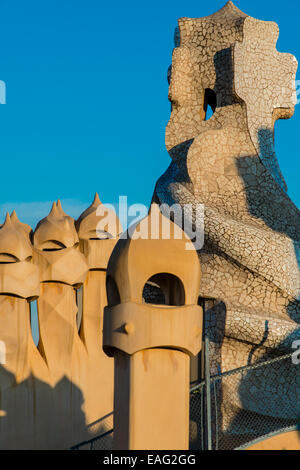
[0,0,299,228]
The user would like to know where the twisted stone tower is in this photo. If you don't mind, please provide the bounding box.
[153,0,299,442]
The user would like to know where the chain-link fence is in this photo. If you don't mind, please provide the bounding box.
[71,352,299,450]
[71,429,113,450]
[190,352,299,450]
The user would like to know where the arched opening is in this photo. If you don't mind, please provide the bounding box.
[142,273,185,306]
[106,275,121,307]
[203,88,216,121]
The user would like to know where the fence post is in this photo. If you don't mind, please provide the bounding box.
[204,301,212,450]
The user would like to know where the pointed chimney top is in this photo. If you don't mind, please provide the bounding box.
[4,212,11,226]
[10,210,32,236]
[57,199,68,217]
[92,192,101,206]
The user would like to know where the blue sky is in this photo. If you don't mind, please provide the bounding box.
[0,0,299,228]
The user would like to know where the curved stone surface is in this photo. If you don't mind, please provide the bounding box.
[154,1,300,444]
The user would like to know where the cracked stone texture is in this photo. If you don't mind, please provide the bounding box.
[153,1,300,441]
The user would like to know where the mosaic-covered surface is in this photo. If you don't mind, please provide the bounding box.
[154,1,300,443]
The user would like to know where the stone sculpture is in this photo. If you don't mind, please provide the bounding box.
[103,204,202,450]
[0,1,298,451]
[0,196,121,449]
[153,0,299,446]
